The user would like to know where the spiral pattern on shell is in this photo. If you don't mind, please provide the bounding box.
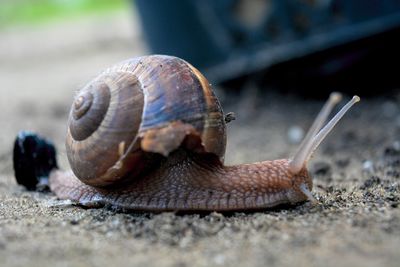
[66,55,226,187]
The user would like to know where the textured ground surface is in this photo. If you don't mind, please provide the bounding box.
[1,12,400,267]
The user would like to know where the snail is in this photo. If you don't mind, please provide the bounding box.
[13,55,359,211]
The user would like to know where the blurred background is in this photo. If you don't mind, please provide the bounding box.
[2,0,400,95]
[136,0,400,95]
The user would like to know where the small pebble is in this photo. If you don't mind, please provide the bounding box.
[384,142,400,157]
[287,126,304,144]
[336,158,350,168]
[70,219,79,225]
[362,160,374,172]
[214,254,225,265]
[361,176,381,189]
[224,112,236,123]
[393,141,400,151]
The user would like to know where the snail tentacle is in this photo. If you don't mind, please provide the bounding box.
[289,94,360,174]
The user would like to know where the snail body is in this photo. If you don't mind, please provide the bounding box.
[14,55,359,211]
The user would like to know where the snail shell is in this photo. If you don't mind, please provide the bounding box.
[66,55,226,187]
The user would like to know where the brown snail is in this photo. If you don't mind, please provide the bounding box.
[13,55,359,211]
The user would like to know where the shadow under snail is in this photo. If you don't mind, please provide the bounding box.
[13,55,360,211]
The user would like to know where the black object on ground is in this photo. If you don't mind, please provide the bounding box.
[13,131,58,190]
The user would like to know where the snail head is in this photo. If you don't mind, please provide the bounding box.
[287,93,360,202]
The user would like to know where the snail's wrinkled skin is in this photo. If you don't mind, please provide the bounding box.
[50,150,311,211]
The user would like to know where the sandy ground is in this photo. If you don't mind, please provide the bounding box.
[1,11,400,267]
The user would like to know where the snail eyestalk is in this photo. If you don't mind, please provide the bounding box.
[291,92,342,170]
[289,95,360,174]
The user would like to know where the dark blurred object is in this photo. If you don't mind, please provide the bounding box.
[135,0,400,93]
[13,131,57,190]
